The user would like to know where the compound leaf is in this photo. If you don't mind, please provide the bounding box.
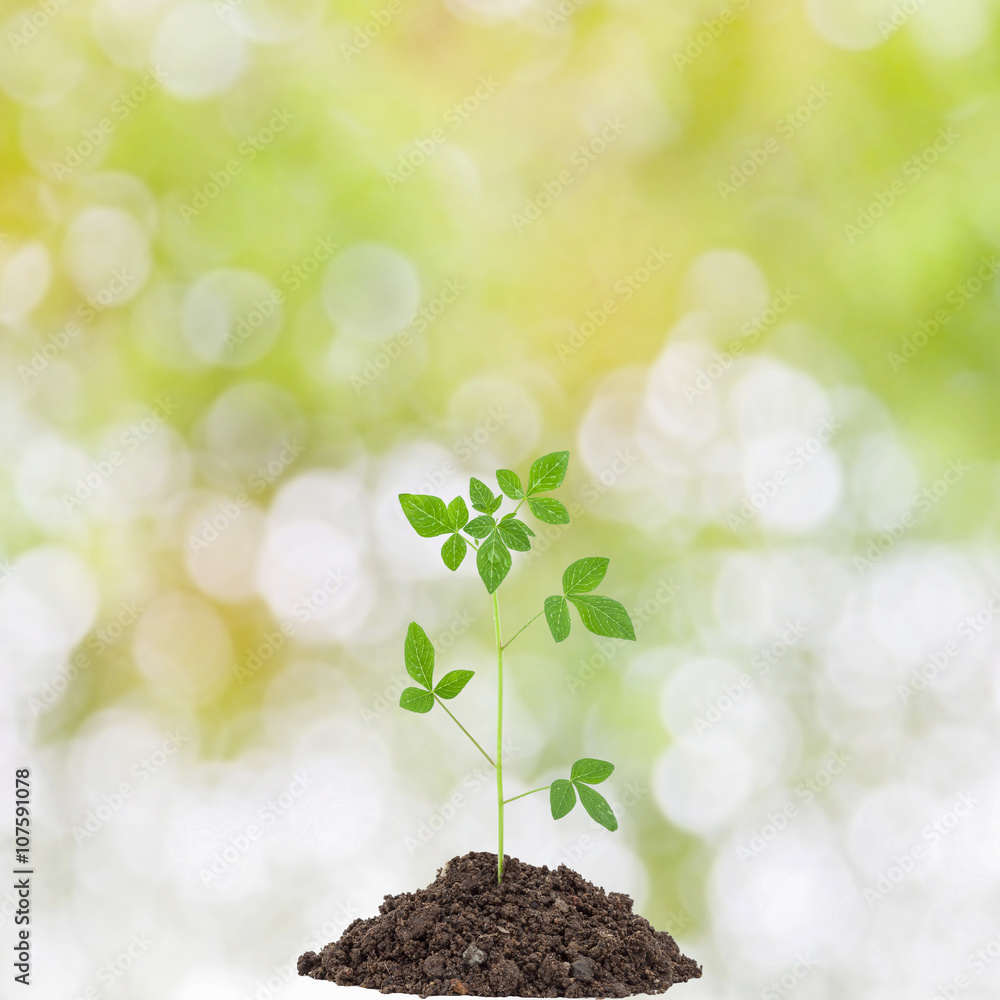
[550,778,577,820]
[569,594,635,640]
[544,595,571,643]
[399,493,451,537]
[404,622,435,689]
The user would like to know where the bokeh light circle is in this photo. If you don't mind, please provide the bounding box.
[63,207,151,307]
[322,243,420,342]
[182,269,284,367]
[151,0,249,100]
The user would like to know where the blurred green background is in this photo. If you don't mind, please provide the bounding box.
[3,0,1000,998]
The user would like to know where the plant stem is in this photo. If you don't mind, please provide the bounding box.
[503,785,549,805]
[501,611,543,651]
[493,588,504,883]
[433,695,495,768]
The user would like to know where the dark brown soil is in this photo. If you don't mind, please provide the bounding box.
[298,851,701,996]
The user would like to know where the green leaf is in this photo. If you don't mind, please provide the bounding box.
[569,594,636,640]
[476,531,511,593]
[470,477,502,514]
[497,518,532,552]
[400,687,434,713]
[570,758,615,784]
[464,515,496,539]
[575,782,618,831]
[527,451,569,495]
[496,469,524,499]
[399,494,452,537]
[404,622,435,688]
[550,778,577,820]
[562,557,609,596]
[544,595,571,643]
[446,496,469,531]
[434,669,475,699]
[500,513,534,535]
[528,497,570,524]
[441,533,467,571]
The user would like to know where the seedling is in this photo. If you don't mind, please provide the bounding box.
[398,450,635,883]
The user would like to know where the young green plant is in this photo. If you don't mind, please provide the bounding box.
[398,451,635,883]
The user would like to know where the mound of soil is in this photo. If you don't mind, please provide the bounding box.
[298,851,701,997]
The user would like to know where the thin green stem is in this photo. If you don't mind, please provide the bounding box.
[503,785,549,806]
[434,695,495,768]
[501,611,543,651]
[493,588,504,883]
